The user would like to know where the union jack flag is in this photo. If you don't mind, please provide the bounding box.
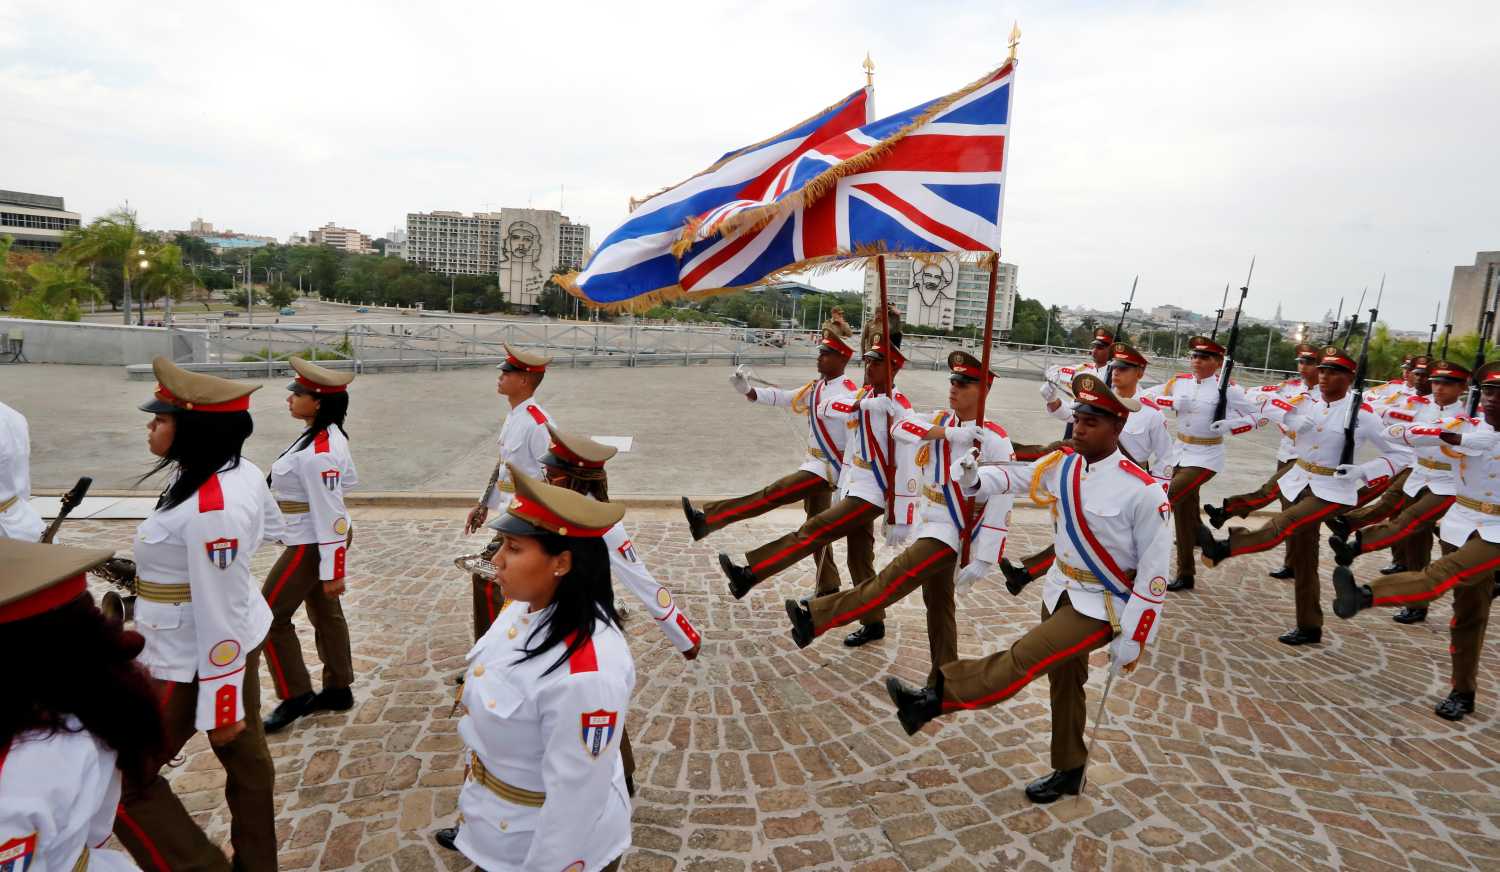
[678,63,1014,291]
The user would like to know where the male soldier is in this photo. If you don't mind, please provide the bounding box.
[783,351,1014,685]
[463,343,552,639]
[1329,360,1468,623]
[683,334,858,598]
[822,306,854,340]
[0,399,45,542]
[861,304,902,354]
[1331,360,1500,721]
[1204,342,1323,580]
[718,338,913,648]
[885,372,1169,805]
[1002,342,1174,592]
[1011,327,1117,461]
[1136,336,1260,592]
[1198,346,1409,645]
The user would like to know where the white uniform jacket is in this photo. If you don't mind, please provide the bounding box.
[892,410,1015,565]
[133,461,278,731]
[0,401,44,542]
[753,376,859,485]
[1251,377,1321,462]
[0,721,140,871]
[1258,394,1408,505]
[456,603,635,872]
[603,521,701,654]
[1385,396,1463,497]
[269,426,358,581]
[1047,393,1175,483]
[971,448,1172,647]
[485,399,552,513]
[827,386,919,517]
[1399,418,1500,546]
[1137,373,1259,473]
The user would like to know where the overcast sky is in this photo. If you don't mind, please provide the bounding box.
[4,0,1496,329]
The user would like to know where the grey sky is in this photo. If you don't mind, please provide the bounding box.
[4,0,1495,329]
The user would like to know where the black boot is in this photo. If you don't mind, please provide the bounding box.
[1379,561,1408,575]
[1435,690,1476,722]
[309,686,354,713]
[1277,626,1323,646]
[843,622,885,647]
[1325,514,1351,540]
[434,826,459,852]
[784,599,814,649]
[1024,766,1085,804]
[1203,503,1230,530]
[1329,532,1361,567]
[1393,606,1428,624]
[1001,559,1033,596]
[681,497,708,541]
[263,691,317,734]
[718,553,757,599]
[1166,576,1195,592]
[1268,565,1295,580]
[885,676,941,736]
[1331,565,1372,619]
[1196,524,1230,566]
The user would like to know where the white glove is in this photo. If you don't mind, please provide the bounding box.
[1208,419,1232,434]
[1458,429,1500,455]
[949,447,980,489]
[860,395,897,415]
[1108,636,1142,675]
[883,523,911,547]
[946,423,980,444]
[1039,381,1058,403]
[729,365,751,395]
[1334,464,1369,486]
[955,560,993,595]
[1173,394,1194,416]
[1286,413,1316,435]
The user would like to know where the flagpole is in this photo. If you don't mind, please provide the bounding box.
[962,254,1000,565]
[877,254,896,525]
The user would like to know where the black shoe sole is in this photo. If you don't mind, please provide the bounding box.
[1331,566,1361,619]
[1392,609,1428,625]
[785,600,814,649]
[1267,567,1295,580]
[682,497,707,541]
[843,625,885,647]
[1277,630,1323,646]
[1378,564,1408,576]
[885,677,927,736]
[720,554,755,599]
[1166,579,1194,592]
[434,827,459,851]
[1329,535,1358,567]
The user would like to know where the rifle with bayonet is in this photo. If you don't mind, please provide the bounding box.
[1468,308,1495,416]
[1214,258,1254,421]
[1325,297,1344,344]
[1439,322,1453,359]
[1427,302,1440,357]
[1340,279,1383,467]
[1210,282,1230,342]
[1100,276,1138,389]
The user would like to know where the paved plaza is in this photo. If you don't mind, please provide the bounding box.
[57,503,1500,872]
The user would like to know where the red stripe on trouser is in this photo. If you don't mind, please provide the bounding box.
[1361,497,1455,553]
[1230,486,1280,511]
[1227,501,1340,557]
[1030,553,1055,577]
[819,546,953,632]
[706,475,822,525]
[942,627,1112,711]
[1169,470,1212,507]
[116,805,173,872]
[267,545,307,604]
[264,545,307,698]
[1372,555,1500,606]
[751,503,874,573]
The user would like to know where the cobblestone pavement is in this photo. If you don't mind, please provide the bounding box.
[62,506,1500,872]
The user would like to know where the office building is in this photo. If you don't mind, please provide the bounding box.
[1445,251,1500,343]
[0,190,81,254]
[309,222,376,255]
[404,208,591,308]
[863,256,1018,333]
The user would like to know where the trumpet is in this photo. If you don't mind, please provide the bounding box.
[91,557,138,625]
[454,554,497,580]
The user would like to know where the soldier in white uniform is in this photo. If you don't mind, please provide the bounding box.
[0,400,45,542]
[262,356,361,733]
[683,334,859,596]
[1199,346,1409,647]
[442,471,635,872]
[0,539,168,872]
[1332,360,1500,722]
[784,351,1015,685]
[1137,335,1260,591]
[885,372,1170,805]
[111,357,281,872]
[1012,328,1117,461]
[465,343,554,639]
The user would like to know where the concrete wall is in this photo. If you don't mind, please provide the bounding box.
[0,317,207,365]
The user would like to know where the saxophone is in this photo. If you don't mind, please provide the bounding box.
[91,557,138,624]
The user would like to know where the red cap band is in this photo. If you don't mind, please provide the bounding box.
[295,375,346,394]
[154,384,252,413]
[0,573,86,624]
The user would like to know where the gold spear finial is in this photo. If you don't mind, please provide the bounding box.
[1008,21,1021,62]
[863,52,875,87]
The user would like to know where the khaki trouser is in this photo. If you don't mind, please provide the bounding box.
[743,496,884,623]
[115,647,276,872]
[807,537,956,684]
[1227,490,1344,628]
[1358,488,1454,571]
[262,543,354,700]
[1168,466,1215,580]
[702,470,837,592]
[472,533,506,639]
[1221,459,1296,518]
[1342,469,1413,529]
[939,595,1112,770]
[1369,534,1498,693]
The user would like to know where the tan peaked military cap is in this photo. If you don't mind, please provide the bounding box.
[492,464,624,538]
[498,343,550,373]
[542,426,618,470]
[287,356,355,394]
[140,356,259,413]
[1071,371,1140,418]
[0,539,115,623]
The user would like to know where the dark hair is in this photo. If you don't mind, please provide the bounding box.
[0,594,166,783]
[139,410,253,509]
[292,391,350,453]
[514,535,622,676]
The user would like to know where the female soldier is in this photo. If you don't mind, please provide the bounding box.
[262,356,359,734]
[113,356,282,872]
[442,469,635,872]
[0,538,164,871]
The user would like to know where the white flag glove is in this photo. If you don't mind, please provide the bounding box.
[1334,464,1369,486]
[1458,429,1500,455]
[955,560,993,595]
[883,523,912,547]
[1108,636,1142,675]
[729,365,751,395]
[946,423,980,444]
[949,447,981,489]
[1039,381,1058,403]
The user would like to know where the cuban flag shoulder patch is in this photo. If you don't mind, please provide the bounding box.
[205,537,239,569]
[580,709,618,758]
[321,468,341,491]
[0,833,38,872]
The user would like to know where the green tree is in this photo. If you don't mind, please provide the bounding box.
[61,206,148,314]
[136,243,196,309]
[0,236,27,308]
[266,283,297,309]
[13,260,100,321]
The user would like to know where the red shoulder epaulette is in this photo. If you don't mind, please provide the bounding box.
[314,430,331,453]
[842,378,857,391]
[901,421,928,437]
[527,405,548,425]
[1119,459,1154,484]
[983,421,1007,437]
[568,636,599,674]
[1138,396,1159,409]
[893,392,912,409]
[198,474,224,512]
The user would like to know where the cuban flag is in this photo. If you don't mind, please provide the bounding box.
[565,88,872,306]
[678,62,1014,292]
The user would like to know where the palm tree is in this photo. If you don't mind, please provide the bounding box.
[14,261,100,321]
[62,207,146,324]
[136,243,196,321]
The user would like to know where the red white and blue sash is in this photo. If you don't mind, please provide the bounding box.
[807,381,843,478]
[927,412,974,535]
[860,403,889,493]
[1056,452,1133,601]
